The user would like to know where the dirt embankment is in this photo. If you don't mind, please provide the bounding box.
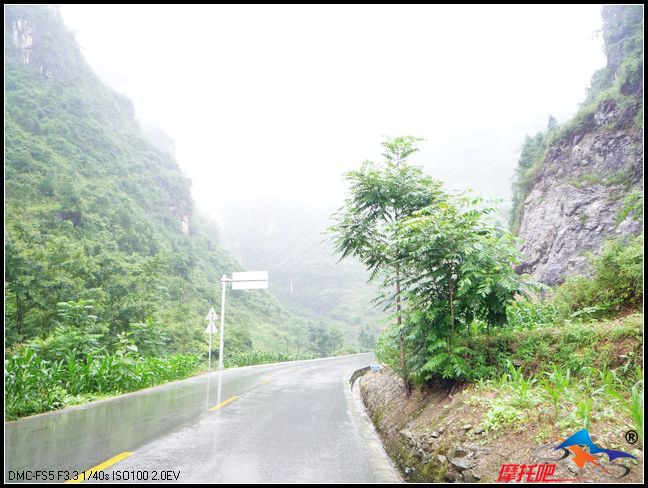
[360,368,643,483]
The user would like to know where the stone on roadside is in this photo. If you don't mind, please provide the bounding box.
[450,456,477,471]
[444,469,461,482]
[462,468,482,482]
[452,446,470,458]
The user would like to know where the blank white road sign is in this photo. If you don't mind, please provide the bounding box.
[232,271,268,290]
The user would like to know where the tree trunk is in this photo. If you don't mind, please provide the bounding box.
[487,321,492,363]
[396,271,412,397]
[449,283,455,339]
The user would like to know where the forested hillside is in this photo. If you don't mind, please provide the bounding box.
[5,6,299,357]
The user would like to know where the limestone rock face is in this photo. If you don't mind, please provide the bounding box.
[516,116,643,284]
[515,5,643,285]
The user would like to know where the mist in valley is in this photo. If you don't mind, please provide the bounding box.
[58,4,607,340]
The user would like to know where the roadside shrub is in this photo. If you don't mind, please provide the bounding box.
[506,298,560,329]
[553,235,643,319]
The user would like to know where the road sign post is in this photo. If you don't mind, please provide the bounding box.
[209,271,268,371]
[218,275,229,371]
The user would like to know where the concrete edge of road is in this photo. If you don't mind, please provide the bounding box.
[345,367,403,483]
[5,352,374,424]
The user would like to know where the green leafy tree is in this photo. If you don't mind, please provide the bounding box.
[328,136,444,393]
[130,317,170,357]
[393,195,527,380]
[29,300,107,361]
[308,324,344,357]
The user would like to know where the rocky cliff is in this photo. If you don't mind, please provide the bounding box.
[516,6,643,284]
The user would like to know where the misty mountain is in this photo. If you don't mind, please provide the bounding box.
[220,198,385,346]
[5,6,300,354]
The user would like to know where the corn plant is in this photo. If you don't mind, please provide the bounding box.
[223,351,315,369]
[5,347,202,419]
[575,397,593,430]
[629,381,643,443]
[499,361,538,409]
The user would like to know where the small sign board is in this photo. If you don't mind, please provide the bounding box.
[231,271,268,290]
[205,321,218,334]
[205,307,218,321]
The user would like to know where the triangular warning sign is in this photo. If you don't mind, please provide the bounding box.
[205,307,217,321]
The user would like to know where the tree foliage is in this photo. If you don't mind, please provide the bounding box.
[393,195,527,380]
[308,324,345,357]
[329,137,444,280]
[328,136,445,389]
[333,137,528,383]
[553,235,643,319]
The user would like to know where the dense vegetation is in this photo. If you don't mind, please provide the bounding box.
[5,6,299,356]
[330,137,528,389]
[4,300,201,418]
[509,5,643,232]
[4,6,347,418]
[331,135,642,447]
[4,299,316,419]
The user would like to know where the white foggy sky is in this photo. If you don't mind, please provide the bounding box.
[59,4,605,221]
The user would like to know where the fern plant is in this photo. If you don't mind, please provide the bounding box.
[421,338,474,380]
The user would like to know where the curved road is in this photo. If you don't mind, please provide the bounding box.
[5,353,399,483]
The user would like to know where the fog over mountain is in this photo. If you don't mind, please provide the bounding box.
[60,5,604,211]
[58,5,607,336]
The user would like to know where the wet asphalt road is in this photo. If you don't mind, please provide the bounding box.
[5,353,399,483]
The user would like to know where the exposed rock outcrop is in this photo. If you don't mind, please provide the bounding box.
[516,6,643,284]
[516,121,643,284]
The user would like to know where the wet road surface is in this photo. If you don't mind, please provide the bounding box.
[5,353,399,483]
